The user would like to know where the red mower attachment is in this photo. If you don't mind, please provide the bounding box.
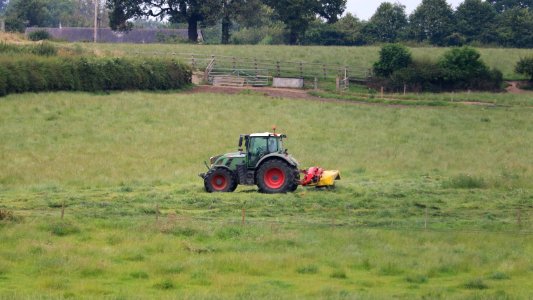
[300,167,340,188]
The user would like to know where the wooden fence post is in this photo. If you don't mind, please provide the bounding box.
[424,207,428,230]
[299,62,303,78]
[336,77,340,91]
[254,58,258,76]
[517,208,522,228]
[276,61,280,77]
[232,57,236,72]
[191,55,196,69]
[323,64,327,79]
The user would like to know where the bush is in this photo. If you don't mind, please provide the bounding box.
[28,30,52,41]
[438,46,501,90]
[370,45,502,92]
[0,56,192,97]
[373,44,412,77]
[515,56,533,81]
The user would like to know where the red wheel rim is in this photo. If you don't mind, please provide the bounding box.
[264,167,285,189]
[211,174,228,190]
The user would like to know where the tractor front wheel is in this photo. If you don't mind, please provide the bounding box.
[204,168,237,193]
[257,159,297,194]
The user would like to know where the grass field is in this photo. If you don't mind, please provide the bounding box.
[0,90,532,298]
[77,43,533,80]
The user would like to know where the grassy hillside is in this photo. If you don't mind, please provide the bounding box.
[1,91,532,298]
[79,43,533,80]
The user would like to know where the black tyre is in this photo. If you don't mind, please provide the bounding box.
[256,159,298,194]
[204,168,237,193]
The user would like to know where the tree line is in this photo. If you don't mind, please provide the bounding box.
[1,0,533,48]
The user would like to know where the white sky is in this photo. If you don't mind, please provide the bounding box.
[346,0,464,20]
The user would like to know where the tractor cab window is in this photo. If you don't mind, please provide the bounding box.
[268,138,280,153]
[248,137,267,167]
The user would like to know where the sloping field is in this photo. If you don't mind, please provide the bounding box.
[81,43,532,80]
[0,91,532,298]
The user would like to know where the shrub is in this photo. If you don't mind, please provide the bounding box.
[370,45,502,92]
[515,56,533,81]
[0,56,191,97]
[373,44,412,77]
[28,30,51,41]
[438,46,501,90]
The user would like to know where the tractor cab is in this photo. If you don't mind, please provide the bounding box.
[239,133,287,168]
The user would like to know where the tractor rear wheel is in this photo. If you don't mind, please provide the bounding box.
[204,168,237,193]
[256,159,298,194]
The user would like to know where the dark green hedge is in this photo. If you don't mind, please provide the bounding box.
[0,56,192,97]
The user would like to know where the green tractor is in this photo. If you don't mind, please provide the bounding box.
[199,132,300,193]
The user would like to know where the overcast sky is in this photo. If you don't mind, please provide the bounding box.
[346,0,463,20]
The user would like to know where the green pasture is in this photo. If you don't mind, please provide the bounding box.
[78,43,533,80]
[1,91,532,298]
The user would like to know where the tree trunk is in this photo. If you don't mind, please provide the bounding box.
[288,29,298,45]
[188,16,199,42]
[221,14,231,44]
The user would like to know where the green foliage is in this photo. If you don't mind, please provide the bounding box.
[373,44,412,77]
[408,0,455,45]
[230,25,285,45]
[439,46,501,90]
[28,30,52,41]
[495,7,533,48]
[373,46,502,92]
[264,0,346,44]
[515,56,533,80]
[455,0,498,44]
[364,2,408,43]
[0,56,191,97]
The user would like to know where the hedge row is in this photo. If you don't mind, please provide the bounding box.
[0,56,192,97]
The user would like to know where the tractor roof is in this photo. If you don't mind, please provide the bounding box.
[249,132,284,137]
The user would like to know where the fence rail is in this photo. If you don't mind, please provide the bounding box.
[133,51,372,82]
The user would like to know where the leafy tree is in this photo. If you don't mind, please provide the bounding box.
[495,7,533,47]
[334,13,365,45]
[408,0,454,45]
[373,44,412,77]
[219,0,264,44]
[455,0,497,43]
[106,0,222,42]
[515,56,533,80]
[5,0,55,31]
[264,0,346,44]
[4,0,107,31]
[364,2,407,43]
[488,0,533,12]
